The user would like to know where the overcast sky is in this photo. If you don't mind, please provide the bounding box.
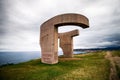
[0,0,120,51]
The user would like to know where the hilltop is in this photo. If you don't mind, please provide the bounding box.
[0,50,120,80]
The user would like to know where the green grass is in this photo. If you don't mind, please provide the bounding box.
[0,51,110,80]
[115,64,120,78]
[111,50,120,78]
[111,50,120,57]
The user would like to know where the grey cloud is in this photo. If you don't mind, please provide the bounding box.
[0,0,120,51]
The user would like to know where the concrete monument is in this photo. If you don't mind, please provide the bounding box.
[58,29,79,58]
[40,13,89,64]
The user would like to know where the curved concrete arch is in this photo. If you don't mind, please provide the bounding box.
[40,13,89,64]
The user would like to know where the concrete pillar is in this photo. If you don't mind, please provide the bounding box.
[58,29,79,58]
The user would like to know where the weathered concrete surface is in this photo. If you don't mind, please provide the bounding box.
[40,13,89,64]
[58,29,79,58]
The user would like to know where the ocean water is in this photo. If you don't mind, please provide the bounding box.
[0,51,84,65]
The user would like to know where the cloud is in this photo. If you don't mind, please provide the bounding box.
[0,0,120,51]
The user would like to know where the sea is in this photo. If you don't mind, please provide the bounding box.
[0,51,85,66]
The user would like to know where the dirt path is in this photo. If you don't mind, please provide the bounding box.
[105,51,120,80]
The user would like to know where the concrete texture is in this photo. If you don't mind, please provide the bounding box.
[58,29,79,58]
[40,13,89,64]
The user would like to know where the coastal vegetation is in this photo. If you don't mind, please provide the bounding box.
[0,50,120,80]
[110,50,120,79]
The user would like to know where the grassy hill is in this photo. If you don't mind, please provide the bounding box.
[0,51,120,80]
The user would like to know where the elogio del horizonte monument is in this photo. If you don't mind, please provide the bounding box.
[40,13,89,64]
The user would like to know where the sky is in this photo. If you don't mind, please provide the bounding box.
[0,0,120,51]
